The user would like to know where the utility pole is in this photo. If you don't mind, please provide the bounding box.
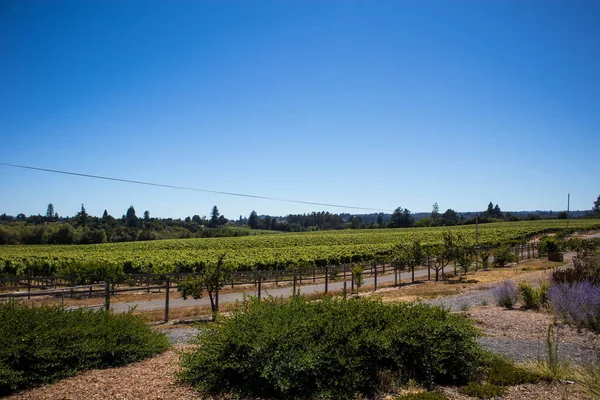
[567,193,570,229]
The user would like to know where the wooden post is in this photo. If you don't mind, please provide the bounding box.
[325,266,329,294]
[374,264,378,292]
[165,276,170,323]
[147,276,151,293]
[428,259,431,281]
[275,269,278,287]
[27,271,31,300]
[104,280,110,311]
[394,266,398,287]
[293,270,297,296]
[351,274,354,294]
[257,275,262,300]
[343,281,347,299]
[313,266,316,283]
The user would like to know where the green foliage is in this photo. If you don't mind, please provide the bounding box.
[2,220,599,277]
[0,302,169,395]
[538,236,563,254]
[493,245,516,268]
[57,259,124,284]
[526,325,572,381]
[518,281,549,310]
[479,250,490,271]
[458,382,506,399]
[485,355,540,386]
[179,296,484,400]
[395,392,448,400]
[177,254,231,316]
[351,264,364,290]
[454,234,476,275]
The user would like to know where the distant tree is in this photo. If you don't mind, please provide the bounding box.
[56,223,75,244]
[209,206,220,228]
[102,210,109,220]
[192,215,202,224]
[16,213,26,221]
[594,195,600,216]
[54,212,59,220]
[350,216,362,229]
[441,209,459,226]
[185,216,191,223]
[248,211,260,229]
[431,202,440,221]
[493,204,502,219]
[126,206,138,228]
[76,204,89,227]
[46,203,55,221]
[388,207,414,228]
[143,210,150,220]
[487,202,494,215]
[376,215,383,226]
[557,211,568,220]
[217,215,227,226]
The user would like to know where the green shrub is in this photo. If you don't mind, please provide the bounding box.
[485,355,540,386]
[396,392,448,400]
[179,296,485,400]
[458,382,506,398]
[493,246,516,268]
[518,281,550,310]
[0,302,169,395]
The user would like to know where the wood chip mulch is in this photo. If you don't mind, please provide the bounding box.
[7,345,203,400]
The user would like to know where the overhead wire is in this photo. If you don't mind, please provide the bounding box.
[0,162,393,213]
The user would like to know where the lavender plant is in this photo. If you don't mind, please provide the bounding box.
[548,281,600,333]
[493,279,520,309]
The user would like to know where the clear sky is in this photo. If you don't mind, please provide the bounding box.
[1,1,599,219]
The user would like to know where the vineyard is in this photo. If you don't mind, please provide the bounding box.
[0,220,598,277]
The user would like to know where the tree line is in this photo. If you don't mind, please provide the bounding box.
[1,195,597,245]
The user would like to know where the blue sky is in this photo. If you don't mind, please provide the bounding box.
[1,1,599,219]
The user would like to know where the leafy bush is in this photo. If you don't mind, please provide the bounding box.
[458,382,506,399]
[179,296,484,400]
[518,281,549,310]
[396,392,448,400]
[548,280,600,332]
[485,355,540,386]
[538,236,562,254]
[552,246,600,285]
[493,279,520,309]
[0,302,169,395]
[57,260,124,284]
[492,246,516,268]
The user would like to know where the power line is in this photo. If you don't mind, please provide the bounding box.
[0,162,393,213]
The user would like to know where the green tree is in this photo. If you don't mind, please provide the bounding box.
[431,202,440,221]
[593,195,600,216]
[126,206,138,228]
[351,264,364,294]
[429,231,457,281]
[248,210,260,229]
[393,239,424,283]
[178,254,232,320]
[76,204,89,227]
[143,210,150,221]
[45,203,55,221]
[388,207,414,228]
[376,214,383,226]
[209,206,220,228]
[493,204,502,218]
[442,208,459,226]
[455,234,476,275]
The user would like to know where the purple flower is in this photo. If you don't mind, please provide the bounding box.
[493,279,520,309]
[548,280,600,333]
